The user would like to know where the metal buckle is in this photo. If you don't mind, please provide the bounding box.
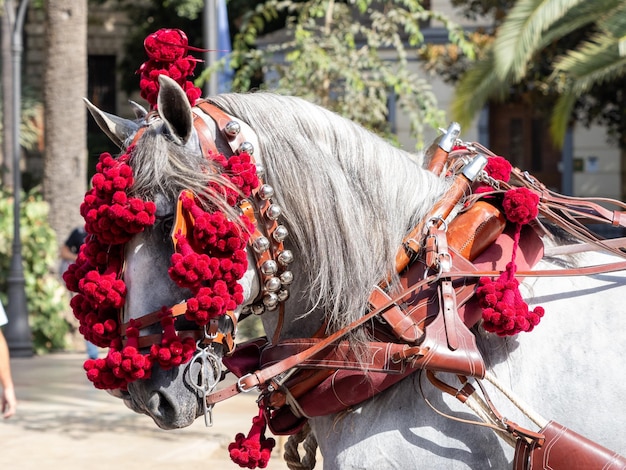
[237,373,259,393]
[203,323,218,340]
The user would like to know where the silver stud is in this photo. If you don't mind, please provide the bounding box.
[259,184,274,200]
[263,293,279,308]
[251,304,265,315]
[252,236,270,253]
[278,250,294,265]
[265,277,282,292]
[238,141,254,155]
[224,120,241,138]
[261,260,278,275]
[273,225,288,242]
[280,271,294,285]
[277,289,290,302]
[255,163,265,178]
[266,204,281,220]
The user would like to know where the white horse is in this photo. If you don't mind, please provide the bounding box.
[82,76,626,469]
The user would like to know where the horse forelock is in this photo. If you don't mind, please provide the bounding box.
[127,119,241,220]
[209,93,451,337]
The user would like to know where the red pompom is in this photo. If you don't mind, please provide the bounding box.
[502,187,539,225]
[144,28,188,62]
[485,156,512,182]
[229,408,276,469]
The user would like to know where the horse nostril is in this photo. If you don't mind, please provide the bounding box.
[146,391,176,424]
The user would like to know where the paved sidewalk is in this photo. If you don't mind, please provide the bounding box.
[0,353,294,470]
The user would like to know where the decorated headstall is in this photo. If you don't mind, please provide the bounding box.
[64,28,293,396]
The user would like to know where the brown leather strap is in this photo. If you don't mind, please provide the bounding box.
[426,372,546,444]
[440,280,460,351]
[196,100,247,154]
[440,260,626,279]
[206,274,439,405]
[192,112,218,155]
[396,173,472,272]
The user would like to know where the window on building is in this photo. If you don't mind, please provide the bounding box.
[489,102,561,191]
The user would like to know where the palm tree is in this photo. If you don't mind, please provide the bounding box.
[452,0,626,146]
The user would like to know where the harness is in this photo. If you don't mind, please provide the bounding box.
[136,108,626,467]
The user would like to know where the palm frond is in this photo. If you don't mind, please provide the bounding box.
[549,91,577,145]
[598,1,626,37]
[494,0,586,80]
[532,0,623,55]
[450,49,509,127]
[554,34,626,93]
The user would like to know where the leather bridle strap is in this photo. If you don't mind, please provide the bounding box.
[441,259,626,279]
[205,274,441,405]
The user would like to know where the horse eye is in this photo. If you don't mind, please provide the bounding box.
[159,215,175,236]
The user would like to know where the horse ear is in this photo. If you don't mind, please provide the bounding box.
[128,100,148,120]
[83,98,140,149]
[157,75,193,145]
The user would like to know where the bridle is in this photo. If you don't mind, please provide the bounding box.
[120,100,296,424]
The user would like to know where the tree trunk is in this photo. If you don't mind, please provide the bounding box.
[43,0,87,249]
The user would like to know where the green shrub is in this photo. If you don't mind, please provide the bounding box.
[0,186,70,353]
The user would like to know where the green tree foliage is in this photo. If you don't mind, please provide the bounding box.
[449,0,626,148]
[203,0,474,147]
[0,86,43,154]
[0,187,70,354]
[115,0,473,148]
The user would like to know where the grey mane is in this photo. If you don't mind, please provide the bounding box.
[208,93,451,334]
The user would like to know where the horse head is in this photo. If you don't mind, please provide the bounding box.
[82,76,266,429]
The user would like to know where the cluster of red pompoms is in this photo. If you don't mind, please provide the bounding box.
[229,408,276,469]
[138,28,202,109]
[81,151,156,245]
[65,150,156,355]
[150,312,197,369]
[79,270,126,310]
[477,262,545,336]
[210,151,260,205]
[66,150,259,390]
[477,186,544,336]
[84,327,152,390]
[169,192,249,326]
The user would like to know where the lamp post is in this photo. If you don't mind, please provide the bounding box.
[4,0,33,358]
[203,0,218,96]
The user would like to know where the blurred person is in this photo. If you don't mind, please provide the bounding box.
[60,226,99,360]
[0,300,17,418]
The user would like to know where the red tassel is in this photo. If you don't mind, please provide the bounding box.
[228,408,276,469]
[476,261,545,336]
[149,309,196,369]
[477,188,544,336]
